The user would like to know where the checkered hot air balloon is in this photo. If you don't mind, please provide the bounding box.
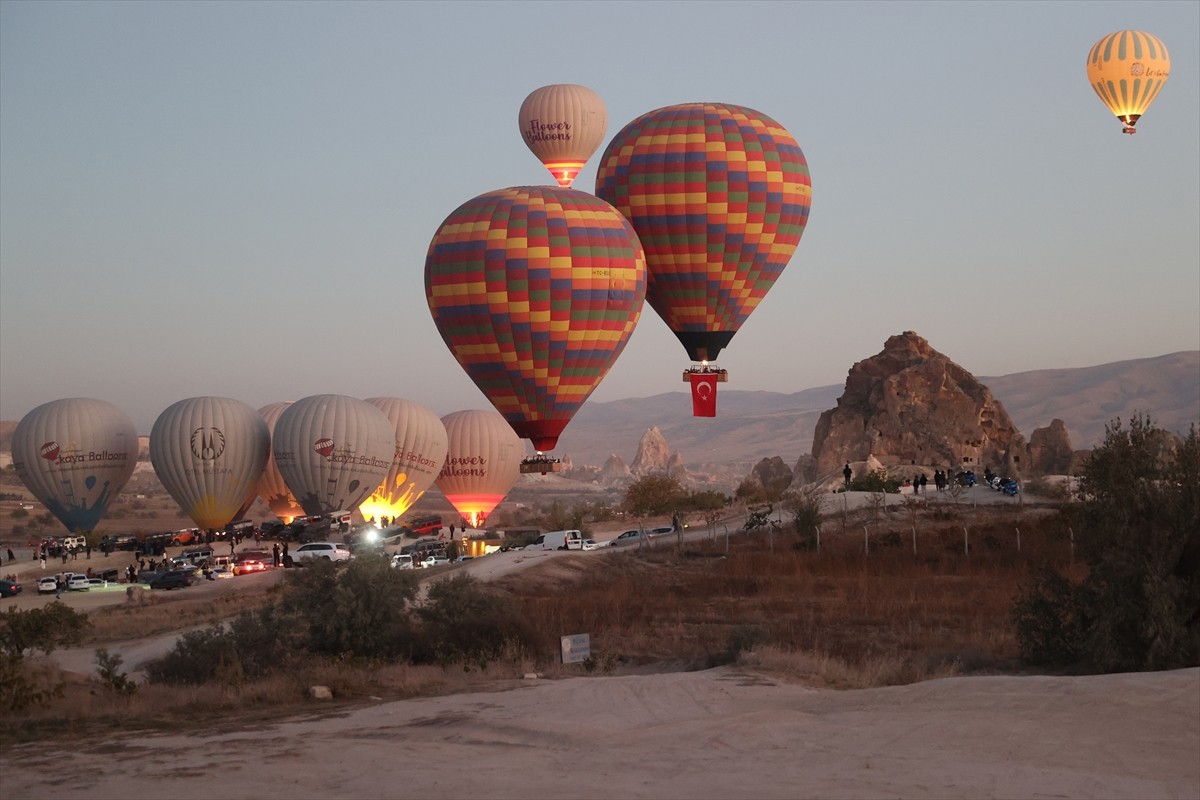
[596,103,812,365]
[1086,31,1170,134]
[425,186,647,454]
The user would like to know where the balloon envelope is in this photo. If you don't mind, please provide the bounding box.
[1086,30,1170,133]
[435,410,523,528]
[272,395,395,517]
[425,186,646,452]
[596,103,812,362]
[150,397,270,531]
[358,398,448,524]
[256,402,305,523]
[11,398,138,534]
[518,84,607,188]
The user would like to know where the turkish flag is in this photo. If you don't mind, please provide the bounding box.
[689,373,718,417]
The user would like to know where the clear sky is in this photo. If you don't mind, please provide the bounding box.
[2,0,1197,434]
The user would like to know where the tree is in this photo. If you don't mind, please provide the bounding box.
[623,474,686,519]
[1012,416,1200,671]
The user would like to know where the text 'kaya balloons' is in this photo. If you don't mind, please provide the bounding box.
[518,84,607,188]
[272,395,395,517]
[596,103,811,365]
[1086,30,1170,134]
[357,397,448,525]
[150,397,270,531]
[256,401,305,523]
[435,410,523,529]
[425,186,647,453]
[11,398,138,534]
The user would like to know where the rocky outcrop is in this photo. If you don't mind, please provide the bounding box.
[812,331,1025,478]
[631,426,673,475]
[742,457,794,497]
[1026,419,1074,475]
[600,454,632,482]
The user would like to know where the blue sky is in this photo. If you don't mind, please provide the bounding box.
[2,0,1197,434]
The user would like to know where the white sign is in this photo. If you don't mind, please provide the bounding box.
[560,633,591,664]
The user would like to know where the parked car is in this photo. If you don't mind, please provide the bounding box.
[37,577,59,594]
[420,554,450,568]
[454,555,474,563]
[67,574,90,591]
[292,542,352,564]
[390,553,415,570]
[233,551,272,575]
[581,539,605,551]
[0,579,22,598]
[611,529,648,546]
[649,526,675,536]
[86,578,110,589]
[147,570,195,590]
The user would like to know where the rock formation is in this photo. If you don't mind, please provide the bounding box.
[600,454,633,482]
[812,331,1025,478]
[631,426,674,475]
[742,456,794,497]
[1026,419,1074,475]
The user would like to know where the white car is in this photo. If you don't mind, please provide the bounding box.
[581,539,605,551]
[37,576,59,595]
[291,542,352,563]
[390,554,414,570]
[420,555,450,569]
[87,578,110,589]
[67,575,90,591]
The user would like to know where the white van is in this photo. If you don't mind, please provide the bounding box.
[528,530,584,551]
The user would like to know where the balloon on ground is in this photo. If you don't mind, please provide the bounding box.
[435,409,523,529]
[518,83,607,188]
[358,397,448,525]
[271,395,395,517]
[11,398,138,534]
[150,396,270,531]
[425,186,646,454]
[256,401,305,523]
[596,102,812,365]
[1086,30,1170,134]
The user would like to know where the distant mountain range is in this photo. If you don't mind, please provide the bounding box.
[552,351,1199,469]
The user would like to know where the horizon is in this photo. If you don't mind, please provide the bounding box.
[2,2,1197,438]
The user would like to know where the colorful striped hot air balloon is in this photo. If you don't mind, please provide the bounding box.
[425,186,646,455]
[596,103,812,366]
[1086,30,1170,134]
[518,84,607,188]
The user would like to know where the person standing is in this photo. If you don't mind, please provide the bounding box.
[272,543,280,568]
[843,463,853,488]
[920,473,928,495]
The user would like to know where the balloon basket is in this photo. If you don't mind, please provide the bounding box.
[682,366,728,382]
[521,455,563,475]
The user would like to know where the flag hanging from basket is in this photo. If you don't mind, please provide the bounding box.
[689,372,718,417]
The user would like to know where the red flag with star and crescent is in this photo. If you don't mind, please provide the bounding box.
[689,372,718,417]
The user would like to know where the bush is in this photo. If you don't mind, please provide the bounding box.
[1012,417,1200,671]
[849,470,901,494]
[417,574,537,669]
[146,606,292,686]
[0,604,89,711]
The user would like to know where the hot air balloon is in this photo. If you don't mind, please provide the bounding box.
[518,84,607,188]
[357,398,448,525]
[595,103,812,377]
[11,398,138,534]
[1086,30,1170,134]
[256,402,305,523]
[149,397,271,532]
[272,395,395,517]
[435,410,523,529]
[425,186,646,464]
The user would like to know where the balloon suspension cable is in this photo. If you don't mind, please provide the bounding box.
[521,452,563,475]
[682,361,729,382]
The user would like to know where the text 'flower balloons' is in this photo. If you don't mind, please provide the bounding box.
[596,102,812,365]
[518,84,607,188]
[357,397,448,524]
[150,397,271,531]
[425,186,646,453]
[271,395,395,517]
[11,398,138,534]
[1086,30,1170,134]
[435,410,523,529]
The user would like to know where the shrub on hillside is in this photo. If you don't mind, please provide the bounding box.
[1012,417,1200,671]
[849,470,901,494]
[417,574,538,669]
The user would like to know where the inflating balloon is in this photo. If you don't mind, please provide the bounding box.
[11,398,138,534]
[518,84,607,188]
[1086,30,1170,134]
[435,410,523,529]
[358,398,448,525]
[425,186,646,456]
[150,396,270,531]
[256,402,305,523]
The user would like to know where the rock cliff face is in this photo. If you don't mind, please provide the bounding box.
[1027,419,1074,475]
[600,454,632,482]
[812,332,1025,478]
[742,457,794,497]
[631,426,679,475]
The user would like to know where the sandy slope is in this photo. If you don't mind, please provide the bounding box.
[3,667,1197,800]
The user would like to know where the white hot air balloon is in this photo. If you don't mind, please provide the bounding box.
[272,395,395,517]
[11,398,138,534]
[150,397,271,532]
[435,409,523,529]
[256,401,305,523]
[518,83,607,188]
[358,398,448,525]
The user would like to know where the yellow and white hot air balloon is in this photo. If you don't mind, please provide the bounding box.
[1086,30,1170,134]
[358,398,448,524]
[518,84,607,187]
